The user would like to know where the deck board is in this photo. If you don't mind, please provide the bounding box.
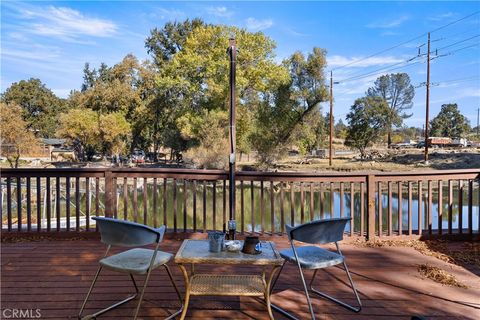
[1,236,479,319]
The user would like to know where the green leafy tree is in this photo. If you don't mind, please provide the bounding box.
[1,78,66,137]
[81,63,97,92]
[430,103,470,138]
[288,48,329,115]
[290,109,327,154]
[180,109,229,168]
[366,73,414,146]
[0,103,38,168]
[334,119,348,139]
[98,112,131,156]
[145,18,206,67]
[250,47,329,162]
[57,108,99,161]
[153,23,290,164]
[74,55,155,156]
[345,97,391,158]
[57,108,130,160]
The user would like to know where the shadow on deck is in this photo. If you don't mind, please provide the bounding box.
[1,234,479,319]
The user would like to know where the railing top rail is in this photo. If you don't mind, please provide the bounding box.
[372,169,480,176]
[1,167,478,180]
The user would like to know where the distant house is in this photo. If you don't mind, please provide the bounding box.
[41,139,75,161]
[42,138,66,150]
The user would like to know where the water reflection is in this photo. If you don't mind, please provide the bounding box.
[2,179,479,233]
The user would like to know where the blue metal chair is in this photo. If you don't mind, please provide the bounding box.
[271,217,361,319]
[78,217,183,320]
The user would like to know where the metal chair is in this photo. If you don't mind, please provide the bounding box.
[270,217,361,320]
[78,217,183,320]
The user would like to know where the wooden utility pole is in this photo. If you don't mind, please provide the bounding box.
[329,71,333,166]
[424,33,431,163]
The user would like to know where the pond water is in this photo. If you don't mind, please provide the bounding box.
[3,180,479,233]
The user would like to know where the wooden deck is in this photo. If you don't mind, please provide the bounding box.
[2,235,479,320]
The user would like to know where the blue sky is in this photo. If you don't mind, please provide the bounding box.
[1,1,479,128]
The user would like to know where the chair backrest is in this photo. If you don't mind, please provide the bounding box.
[286,217,350,244]
[93,217,165,247]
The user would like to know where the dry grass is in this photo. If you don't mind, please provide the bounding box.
[417,263,467,288]
[352,238,480,267]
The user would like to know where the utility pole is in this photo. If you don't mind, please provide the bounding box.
[424,32,431,163]
[329,71,333,166]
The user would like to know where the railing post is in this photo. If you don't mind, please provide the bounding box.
[105,169,114,218]
[367,175,376,241]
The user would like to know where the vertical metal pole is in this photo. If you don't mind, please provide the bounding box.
[228,38,237,221]
[329,71,333,167]
[424,33,431,163]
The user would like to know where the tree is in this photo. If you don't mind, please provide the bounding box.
[430,103,470,138]
[98,112,131,156]
[153,23,290,163]
[288,48,329,115]
[334,119,347,139]
[180,109,229,168]
[145,18,205,67]
[57,109,100,161]
[73,55,156,156]
[366,73,414,146]
[289,109,327,154]
[57,108,130,161]
[345,97,391,158]
[1,78,66,137]
[0,103,38,168]
[249,47,329,162]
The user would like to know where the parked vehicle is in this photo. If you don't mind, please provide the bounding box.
[416,141,425,148]
[427,137,452,147]
[425,137,468,148]
[391,142,415,149]
[131,150,145,163]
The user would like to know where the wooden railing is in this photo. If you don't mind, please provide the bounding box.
[1,168,479,240]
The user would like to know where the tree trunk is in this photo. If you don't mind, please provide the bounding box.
[387,129,392,148]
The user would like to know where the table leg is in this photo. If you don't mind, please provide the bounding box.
[265,265,280,320]
[178,264,191,320]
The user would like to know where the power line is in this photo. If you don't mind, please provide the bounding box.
[338,40,479,84]
[435,42,480,58]
[436,34,480,51]
[436,75,479,84]
[430,11,480,34]
[331,11,480,72]
[337,58,421,83]
[337,57,412,80]
[331,35,424,71]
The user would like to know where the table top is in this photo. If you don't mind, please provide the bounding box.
[174,239,284,266]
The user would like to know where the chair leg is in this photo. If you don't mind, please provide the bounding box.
[163,264,184,320]
[269,261,316,320]
[78,266,102,319]
[310,262,362,313]
[296,263,316,320]
[266,261,302,320]
[133,267,155,320]
[78,268,139,320]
